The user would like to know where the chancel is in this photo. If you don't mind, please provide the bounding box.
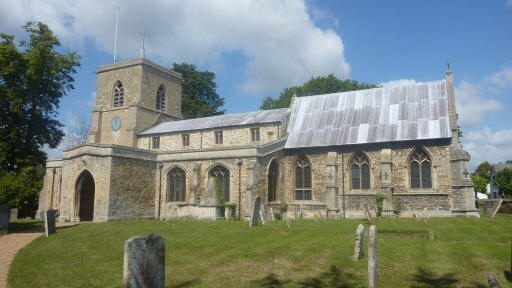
[37,58,479,222]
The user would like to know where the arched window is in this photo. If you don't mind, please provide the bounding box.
[156,85,165,111]
[409,148,432,189]
[209,165,230,202]
[295,156,312,200]
[351,153,370,190]
[113,81,124,107]
[268,159,278,202]
[167,167,186,202]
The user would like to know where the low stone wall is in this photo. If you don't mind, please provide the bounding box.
[480,199,512,214]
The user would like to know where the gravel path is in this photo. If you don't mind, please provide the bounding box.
[0,223,75,288]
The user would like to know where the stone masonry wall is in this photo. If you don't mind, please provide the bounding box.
[139,123,281,152]
[109,156,156,219]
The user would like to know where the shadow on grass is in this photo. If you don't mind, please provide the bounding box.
[251,265,360,288]
[505,270,512,283]
[410,267,486,288]
[7,221,43,234]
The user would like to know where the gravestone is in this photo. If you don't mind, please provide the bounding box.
[44,209,56,237]
[487,275,502,288]
[250,196,261,227]
[10,208,18,221]
[259,204,267,225]
[488,199,503,219]
[270,207,275,221]
[299,204,305,219]
[224,206,232,220]
[353,224,365,260]
[124,234,165,288]
[293,206,299,219]
[0,204,9,232]
[368,225,378,288]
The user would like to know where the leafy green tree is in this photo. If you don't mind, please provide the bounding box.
[505,160,512,164]
[260,74,375,110]
[172,63,225,119]
[472,161,491,182]
[0,22,79,216]
[495,168,512,198]
[470,175,488,194]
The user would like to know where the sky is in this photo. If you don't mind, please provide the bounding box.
[1,0,511,169]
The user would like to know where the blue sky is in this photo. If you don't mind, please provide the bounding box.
[1,0,511,168]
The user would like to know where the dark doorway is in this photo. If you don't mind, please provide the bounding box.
[268,159,278,202]
[75,170,95,221]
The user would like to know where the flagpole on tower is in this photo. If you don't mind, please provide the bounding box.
[113,0,119,63]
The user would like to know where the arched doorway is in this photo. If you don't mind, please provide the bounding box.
[268,159,278,202]
[75,170,95,221]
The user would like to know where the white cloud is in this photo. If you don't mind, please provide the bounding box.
[378,79,417,87]
[454,80,503,128]
[0,0,350,96]
[463,127,512,168]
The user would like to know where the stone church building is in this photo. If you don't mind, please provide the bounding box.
[37,58,478,222]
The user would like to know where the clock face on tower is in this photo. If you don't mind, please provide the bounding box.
[111,117,121,132]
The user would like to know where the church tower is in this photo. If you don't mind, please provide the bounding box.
[88,58,182,147]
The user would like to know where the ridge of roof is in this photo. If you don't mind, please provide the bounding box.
[139,108,290,135]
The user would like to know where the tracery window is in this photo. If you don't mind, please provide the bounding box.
[409,148,432,189]
[156,85,165,111]
[113,81,124,107]
[167,167,186,202]
[209,165,230,202]
[351,153,370,190]
[295,156,312,200]
[268,159,278,202]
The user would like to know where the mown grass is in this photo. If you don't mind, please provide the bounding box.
[8,215,512,287]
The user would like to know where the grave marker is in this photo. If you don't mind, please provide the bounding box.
[259,204,267,225]
[368,225,378,288]
[0,204,8,232]
[44,209,56,237]
[250,196,261,227]
[10,208,18,221]
[123,234,165,288]
[353,224,364,260]
[488,199,503,219]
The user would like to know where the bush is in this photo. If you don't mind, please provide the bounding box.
[376,193,386,217]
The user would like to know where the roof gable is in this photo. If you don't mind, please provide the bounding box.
[285,80,452,149]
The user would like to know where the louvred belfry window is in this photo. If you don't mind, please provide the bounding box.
[351,153,370,190]
[410,149,432,189]
[113,81,124,107]
[156,85,165,111]
[295,156,312,200]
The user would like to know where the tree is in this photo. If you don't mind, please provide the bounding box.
[260,74,375,110]
[505,160,512,164]
[0,22,79,215]
[495,168,512,198]
[472,162,491,182]
[172,63,225,119]
[63,114,90,148]
[470,175,487,194]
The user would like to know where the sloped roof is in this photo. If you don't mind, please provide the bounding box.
[139,108,289,135]
[492,164,512,173]
[285,80,452,149]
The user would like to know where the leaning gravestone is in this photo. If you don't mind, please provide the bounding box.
[124,234,165,288]
[353,224,365,260]
[488,199,503,219]
[10,208,18,221]
[250,196,262,227]
[0,204,9,232]
[44,209,56,237]
[259,204,267,225]
[368,225,378,288]
[269,207,275,221]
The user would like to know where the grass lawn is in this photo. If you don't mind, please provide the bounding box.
[8,215,512,287]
